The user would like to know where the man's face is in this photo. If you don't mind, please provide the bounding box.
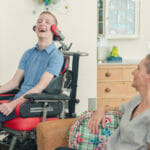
[132,58,150,91]
[35,13,56,39]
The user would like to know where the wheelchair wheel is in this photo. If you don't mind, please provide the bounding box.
[16,138,37,150]
[2,135,37,150]
[0,144,9,150]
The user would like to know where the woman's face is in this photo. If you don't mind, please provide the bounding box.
[132,58,150,91]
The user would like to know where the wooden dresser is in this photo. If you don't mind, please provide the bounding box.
[97,64,138,108]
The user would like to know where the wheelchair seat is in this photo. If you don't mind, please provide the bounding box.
[3,117,59,131]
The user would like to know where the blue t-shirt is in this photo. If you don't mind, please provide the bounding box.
[14,43,64,99]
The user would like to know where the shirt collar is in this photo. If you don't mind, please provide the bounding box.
[35,42,56,54]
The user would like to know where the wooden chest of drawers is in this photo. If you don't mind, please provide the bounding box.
[97,64,138,108]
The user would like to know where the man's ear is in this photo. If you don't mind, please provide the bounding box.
[33,25,36,31]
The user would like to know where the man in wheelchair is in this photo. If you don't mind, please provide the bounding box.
[0,11,64,124]
[0,11,64,149]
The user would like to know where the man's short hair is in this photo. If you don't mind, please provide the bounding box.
[40,11,57,25]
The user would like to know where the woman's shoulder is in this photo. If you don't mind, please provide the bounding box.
[119,95,141,113]
[129,95,141,104]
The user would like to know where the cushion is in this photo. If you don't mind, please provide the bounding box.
[68,111,122,150]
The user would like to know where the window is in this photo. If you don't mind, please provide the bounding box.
[97,0,104,35]
[97,0,140,39]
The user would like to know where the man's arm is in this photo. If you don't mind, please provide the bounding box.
[24,71,54,94]
[0,69,24,94]
[0,72,54,116]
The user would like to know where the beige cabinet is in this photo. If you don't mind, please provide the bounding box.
[97,64,138,108]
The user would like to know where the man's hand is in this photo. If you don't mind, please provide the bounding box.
[87,108,105,134]
[0,102,16,116]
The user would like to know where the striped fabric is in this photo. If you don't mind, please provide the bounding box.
[68,111,122,150]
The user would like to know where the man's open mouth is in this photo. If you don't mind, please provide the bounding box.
[39,29,46,32]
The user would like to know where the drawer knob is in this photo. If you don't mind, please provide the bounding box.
[105,72,111,77]
[105,88,111,93]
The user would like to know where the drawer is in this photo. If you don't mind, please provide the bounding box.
[97,65,137,81]
[97,98,131,108]
[97,82,138,98]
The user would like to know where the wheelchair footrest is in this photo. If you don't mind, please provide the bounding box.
[0,142,9,150]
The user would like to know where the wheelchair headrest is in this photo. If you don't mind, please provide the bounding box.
[60,56,69,75]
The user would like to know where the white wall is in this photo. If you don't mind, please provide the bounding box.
[104,0,150,61]
[0,0,97,114]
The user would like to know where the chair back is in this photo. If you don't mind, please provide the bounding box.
[44,56,70,94]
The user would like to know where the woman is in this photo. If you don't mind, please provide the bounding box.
[88,54,150,150]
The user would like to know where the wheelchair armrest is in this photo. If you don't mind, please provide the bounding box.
[37,118,75,150]
[24,93,70,101]
[15,101,63,118]
[0,89,19,100]
[3,89,19,94]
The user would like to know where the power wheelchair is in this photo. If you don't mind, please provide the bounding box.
[0,51,88,150]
